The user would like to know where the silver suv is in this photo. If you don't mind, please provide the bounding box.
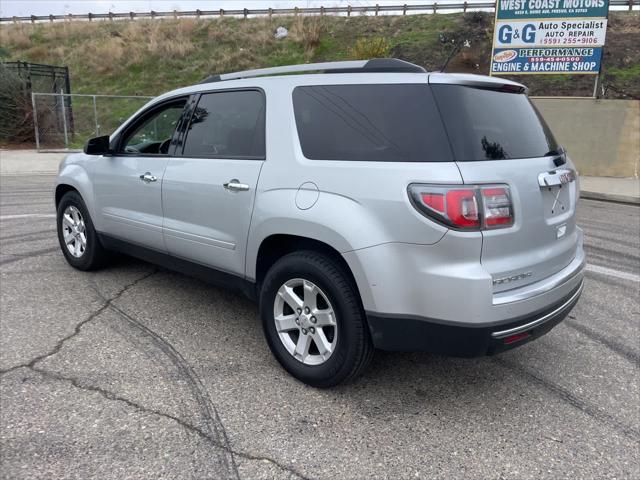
[55,59,585,387]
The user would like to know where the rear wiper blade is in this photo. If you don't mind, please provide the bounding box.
[544,147,564,157]
[545,147,566,166]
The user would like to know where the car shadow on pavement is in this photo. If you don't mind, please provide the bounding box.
[117,261,534,419]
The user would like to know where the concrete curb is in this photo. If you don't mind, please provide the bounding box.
[580,191,640,205]
[0,150,65,176]
[1,171,57,176]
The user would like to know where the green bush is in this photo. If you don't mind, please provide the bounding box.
[349,37,390,60]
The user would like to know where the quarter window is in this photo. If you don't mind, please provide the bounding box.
[431,84,560,161]
[292,84,452,162]
[182,90,265,158]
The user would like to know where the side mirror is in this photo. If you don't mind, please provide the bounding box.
[84,135,111,155]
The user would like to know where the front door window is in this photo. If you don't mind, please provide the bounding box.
[121,101,186,155]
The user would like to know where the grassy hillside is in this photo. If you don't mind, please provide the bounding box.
[1,11,638,98]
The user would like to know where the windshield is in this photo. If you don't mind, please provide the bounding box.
[432,85,559,161]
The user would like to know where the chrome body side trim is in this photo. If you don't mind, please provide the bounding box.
[491,280,584,339]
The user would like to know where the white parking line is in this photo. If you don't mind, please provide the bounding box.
[585,264,640,283]
[0,214,56,220]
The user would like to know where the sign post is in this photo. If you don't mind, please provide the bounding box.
[490,0,610,81]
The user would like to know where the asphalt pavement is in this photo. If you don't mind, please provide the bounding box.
[1,173,638,480]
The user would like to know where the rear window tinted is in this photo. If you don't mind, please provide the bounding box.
[292,84,452,162]
[183,90,265,158]
[432,85,559,161]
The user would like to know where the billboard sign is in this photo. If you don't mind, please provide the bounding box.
[495,0,609,19]
[491,0,609,75]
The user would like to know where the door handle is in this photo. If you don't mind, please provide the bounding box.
[139,172,157,183]
[223,179,250,192]
[537,168,575,188]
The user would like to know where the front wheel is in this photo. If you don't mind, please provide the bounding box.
[56,191,110,271]
[260,251,373,387]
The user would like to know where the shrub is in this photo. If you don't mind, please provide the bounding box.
[24,45,50,61]
[349,37,391,60]
[291,16,325,53]
[0,66,34,144]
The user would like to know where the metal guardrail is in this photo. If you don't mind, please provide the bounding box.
[1,1,637,23]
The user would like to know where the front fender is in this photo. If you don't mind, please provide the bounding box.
[55,160,98,229]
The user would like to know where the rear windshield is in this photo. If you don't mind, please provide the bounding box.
[431,85,559,161]
[292,84,453,162]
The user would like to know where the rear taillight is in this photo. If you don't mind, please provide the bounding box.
[481,187,513,228]
[444,189,480,228]
[409,184,514,231]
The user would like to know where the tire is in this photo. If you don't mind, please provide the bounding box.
[56,191,110,271]
[260,250,374,387]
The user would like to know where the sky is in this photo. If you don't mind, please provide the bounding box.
[0,0,461,17]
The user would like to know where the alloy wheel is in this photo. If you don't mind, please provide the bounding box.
[61,205,87,258]
[273,278,338,366]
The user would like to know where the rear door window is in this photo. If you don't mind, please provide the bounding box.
[182,90,265,158]
[292,84,452,162]
[431,84,559,161]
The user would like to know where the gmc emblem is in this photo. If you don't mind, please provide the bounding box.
[559,171,575,184]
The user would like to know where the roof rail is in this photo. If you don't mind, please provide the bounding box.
[200,58,426,84]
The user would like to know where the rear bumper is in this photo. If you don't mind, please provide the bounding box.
[344,228,585,325]
[366,280,583,356]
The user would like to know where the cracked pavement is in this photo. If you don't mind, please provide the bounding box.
[1,174,639,479]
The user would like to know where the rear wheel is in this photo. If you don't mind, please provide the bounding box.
[260,251,373,387]
[57,191,109,271]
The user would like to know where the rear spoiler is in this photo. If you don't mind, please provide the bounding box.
[428,73,527,94]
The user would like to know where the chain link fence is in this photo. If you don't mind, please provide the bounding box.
[31,92,153,151]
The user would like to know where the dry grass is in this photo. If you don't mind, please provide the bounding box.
[0,25,32,49]
[11,31,32,49]
[155,39,196,57]
[39,19,202,74]
[50,46,66,60]
[40,21,94,42]
[2,17,293,77]
[23,44,50,61]
[207,17,275,46]
[87,36,127,74]
[207,20,234,41]
[212,48,259,73]
[141,21,197,57]
[291,16,325,53]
